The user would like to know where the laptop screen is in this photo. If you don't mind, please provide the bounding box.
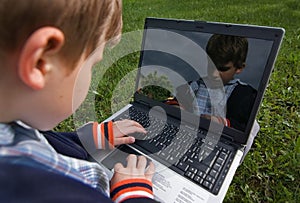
[135,18,284,144]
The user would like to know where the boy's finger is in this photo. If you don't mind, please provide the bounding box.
[137,156,147,170]
[116,126,146,137]
[128,126,147,134]
[114,122,147,136]
[114,136,135,145]
[126,154,137,168]
[145,161,155,179]
[131,120,144,128]
[114,163,124,172]
[122,119,145,130]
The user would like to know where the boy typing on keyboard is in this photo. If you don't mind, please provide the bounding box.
[0,0,158,202]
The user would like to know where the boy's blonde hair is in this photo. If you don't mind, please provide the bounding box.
[0,0,122,67]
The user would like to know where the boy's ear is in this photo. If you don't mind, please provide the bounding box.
[18,27,65,90]
[235,62,246,74]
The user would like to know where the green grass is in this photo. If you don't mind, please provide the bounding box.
[57,0,300,202]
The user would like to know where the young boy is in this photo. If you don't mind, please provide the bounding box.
[176,34,257,131]
[0,0,158,202]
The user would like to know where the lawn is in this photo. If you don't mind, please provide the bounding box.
[57,0,300,202]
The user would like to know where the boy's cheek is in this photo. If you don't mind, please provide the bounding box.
[72,65,93,112]
[71,46,105,112]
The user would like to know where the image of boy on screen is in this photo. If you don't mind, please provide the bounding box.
[175,34,257,131]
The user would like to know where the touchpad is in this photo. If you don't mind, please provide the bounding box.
[101,145,143,170]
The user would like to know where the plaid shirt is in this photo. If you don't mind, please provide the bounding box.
[0,121,109,196]
[190,78,244,117]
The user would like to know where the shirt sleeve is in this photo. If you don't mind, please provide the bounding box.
[110,178,156,203]
[77,121,115,151]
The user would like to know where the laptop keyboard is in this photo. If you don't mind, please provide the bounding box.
[115,106,235,195]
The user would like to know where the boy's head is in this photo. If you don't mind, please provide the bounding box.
[0,0,122,130]
[206,34,248,84]
[0,0,122,68]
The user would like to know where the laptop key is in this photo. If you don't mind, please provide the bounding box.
[219,151,228,160]
[195,163,210,174]
[166,155,175,163]
[203,181,213,190]
[209,169,218,177]
[188,166,198,174]
[216,157,225,165]
[186,158,194,165]
[176,161,189,172]
[193,175,203,184]
[159,151,168,159]
[197,170,206,178]
[213,163,222,172]
[169,165,185,176]
[185,171,195,179]
[205,175,216,184]
[200,150,218,167]
[213,185,221,194]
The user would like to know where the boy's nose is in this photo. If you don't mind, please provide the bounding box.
[207,67,220,79]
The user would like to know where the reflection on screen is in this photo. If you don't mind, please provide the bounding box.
[137,28,273,132]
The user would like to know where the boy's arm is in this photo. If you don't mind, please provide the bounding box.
[0,157,114,203]
[78,123,158,202]
[77,119,146,152]
[1,155,159,203]
[42,119,145,160]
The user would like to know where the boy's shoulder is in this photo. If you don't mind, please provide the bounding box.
[228,79,257,93]
[234,80,257,93]
[0,156,113,203]
[229,81,257,103]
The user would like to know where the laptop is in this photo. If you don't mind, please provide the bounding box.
[92,18,284,202]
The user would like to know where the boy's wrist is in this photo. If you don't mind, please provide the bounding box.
[77,121,115,150]
[110,178,154,203]
[214,116,231,127]
[92,121,114,150]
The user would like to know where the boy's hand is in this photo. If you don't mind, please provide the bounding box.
[110,154,155,186]
[201,114,230,127]
[113,119,147,146]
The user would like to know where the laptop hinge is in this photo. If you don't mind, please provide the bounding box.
[135,100,151,108]
[221,133,235,144]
